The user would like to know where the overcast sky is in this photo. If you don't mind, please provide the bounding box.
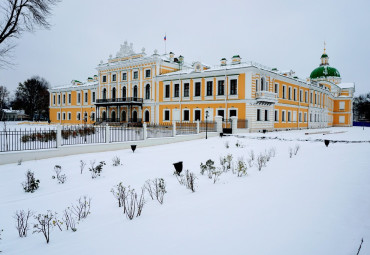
[1,0,370,96]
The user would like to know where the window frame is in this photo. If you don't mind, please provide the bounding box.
[183,109,190,121]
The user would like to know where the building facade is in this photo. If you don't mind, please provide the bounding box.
[49,42,354,132]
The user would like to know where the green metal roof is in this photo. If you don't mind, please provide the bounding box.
[310,66,340,79]
[232,55,240,58]
[321,53,328,58]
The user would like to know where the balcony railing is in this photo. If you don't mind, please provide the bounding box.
[95,97,143,104]
[256,91,278,104]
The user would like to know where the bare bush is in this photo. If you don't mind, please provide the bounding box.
[22,170,40,193]
[256,154,266,171]
[14,209,33,237]
[220,154,233,173]
[294,144,300,155]
[112,156,121,166]
[248,150,255,161]
[210,168,222,183]
[89,160,106,179]
[235,140,245,148]
[111,182,127,208]
[268,147,276,158]
[80,160,86,174]
[236,158,248,177]
[264,150,271,162]
[224,141,229,149]
[289,147,293,158]
[185,170,197,192]
[33,211,55,244]
[71,196,91,221]
[123,187,145,220]
[144,178,166,204]
[247,157,254,168]
[17,159,23,165]
[52,165,66,184]
[62,208,77,232]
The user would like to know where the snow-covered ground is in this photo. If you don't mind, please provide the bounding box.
[0,127,369,255]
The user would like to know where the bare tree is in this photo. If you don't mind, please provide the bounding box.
[0,85,10,120]
[33,210,55,244]
[14,209,33,237]
[0,0,61,67]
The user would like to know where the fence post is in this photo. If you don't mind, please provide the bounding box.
[215,116,223,134]
[105,124,110,143]
[56,125,62,148]
[231,116,238,134]
[196,120,200,134]
[143,123,147,140]
[172,121,177,136]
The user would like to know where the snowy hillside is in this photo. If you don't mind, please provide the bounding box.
[0,127,369,255]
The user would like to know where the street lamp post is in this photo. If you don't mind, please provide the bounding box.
[205,110,209,139]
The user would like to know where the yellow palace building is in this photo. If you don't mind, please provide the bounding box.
[49,41,355,132]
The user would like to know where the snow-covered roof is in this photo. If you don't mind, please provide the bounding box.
[50,80,98,90]
[337,82,355,89]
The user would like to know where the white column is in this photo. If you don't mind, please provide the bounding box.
[56,125,62,148]
[231,116,238,134]
[143,123,147,140]
[196,120,200,134]
[172,121,176,136]
[105,124,110,143]
[215,116,223,133]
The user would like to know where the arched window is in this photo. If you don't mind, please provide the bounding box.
[102,88,107,100]
[133,85,138,99]
[132,111,138,122]
[255,80,259,92]
[122,87,127,99]
[121,111,126,122]
[111,111,116,122]
[102,111,106,121]
[261,77,265,91]
[91,112,95,121]
[84,112,88,122]
[145,84,150,100]
[112,87,116,100]
[144,110,150,122]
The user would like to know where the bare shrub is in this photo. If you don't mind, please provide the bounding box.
[236,158,248,177]
[71,196,91,221]
[220,154,233,173]
[247,157,254,168]
[289,147,293,158]
[268,147,276,158]
[112,156,121,166]
[52,213,63,232]
[185,170,196,192]
[17,159,23,165]
[210,168,222,184]
[33,210,55,244]
[175,173,186,185]
[256,154,266,171]
[264,150,271,162]
[62,208,77,232]
[294,144,300,155]
[52,165,66,184]
[80,160,86,174]
[144,178,166,204]
[22,170,40,193]
[124,187,145,220]
[111,182,127,208]
[89,160,106,179]
[224,141,229,149]
[235,140,245,148]
[248,150,255,161]
[14,209,33,237]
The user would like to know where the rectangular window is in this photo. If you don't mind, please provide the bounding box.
[304,112,307,122]
[165,85,170,98]
[183,110,190,121]
[230,79,237,95]
[339,101,345,110]
[112,74,116,82]
[195,82,201,97]
[102,75,107,83]
[122,73,127,81]
[68,112,71,120]
[257,109,261,121]
[255,80,259,91]
[145,69,151,78]
[164,110,170,121]
[294,88,297,101]
[77,113,81,121]
[264,110,268,121]
[218,80,224,95]
[57,112,60,120]
[274,110,278,121]
[288,87,292,100]
[92,92,96,102]
[53,95,56,105]
[184,83,189,97]
[299,112,302,122]
[63,94,66,104]
[282,111,286,122]
[310,92,313,103]
[305,91,308,103]
[174,84,179,97]
[315,94,317,104]
[77,93,81,104]
[283,86,286,99]
[230,109,237,117]
[206,81,213,96]
[288,111,291,122]
[58,95,60,105]
[194,110,201,121]
[274,83,279,94]
[217,109,225,121]
[84,92,88,103]
[133,71,138,79]
[62,112,66,120]
[68,94,71,104]
[300,90,303,102]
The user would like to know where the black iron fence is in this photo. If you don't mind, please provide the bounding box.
[96,97,143,104]
[0,128,57,152]
[147,122,173,138]
[176,122,197,135]
[61,125,106,145]
[110,126,144,142]
[199,121,217,133]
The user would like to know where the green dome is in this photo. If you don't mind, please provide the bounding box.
[321,53,328,58]
[310,66,340,79]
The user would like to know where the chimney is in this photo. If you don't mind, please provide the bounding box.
[231,55,241,65]
[169,52,175,62]
[220,58,227,66]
